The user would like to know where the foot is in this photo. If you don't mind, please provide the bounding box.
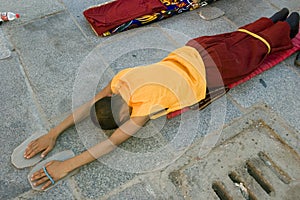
[286,12,300,38]
[270,8,289,23]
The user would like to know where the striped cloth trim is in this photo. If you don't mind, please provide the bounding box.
[238,28,271,54]
[228,29,300,88]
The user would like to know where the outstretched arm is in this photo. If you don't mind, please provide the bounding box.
[24,82,113,159]
[30,116,149,190]
[50,81,113,136]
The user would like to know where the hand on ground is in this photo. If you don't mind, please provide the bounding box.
[24,133,57,159]
[31,160,69,190]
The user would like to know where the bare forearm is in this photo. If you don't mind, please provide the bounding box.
[49,101,92,138]
[63,117,148,172]
[63,127,130,172]
[49,82,112,138]
[64,139,116,172]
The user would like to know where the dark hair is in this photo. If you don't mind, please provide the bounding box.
[90,95,127,130]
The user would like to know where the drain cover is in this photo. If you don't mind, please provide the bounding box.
[182,120,300,200]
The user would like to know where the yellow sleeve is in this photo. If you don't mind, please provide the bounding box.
[130,100,167,118]
[110,68,133,94]
[130,101,152,118]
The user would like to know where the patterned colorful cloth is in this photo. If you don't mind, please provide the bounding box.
[100,0,217,36]
[84,0,167,36]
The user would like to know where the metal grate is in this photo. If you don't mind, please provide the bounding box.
[181,120,300,200]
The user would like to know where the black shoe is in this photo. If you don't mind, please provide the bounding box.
[286,12,299,38]
[270,8,289,23]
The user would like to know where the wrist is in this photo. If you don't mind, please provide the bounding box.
[62,159,77,173]
[48,128,60,139]
[63,156,83,173]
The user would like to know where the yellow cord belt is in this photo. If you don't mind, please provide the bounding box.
[238,28,271,54]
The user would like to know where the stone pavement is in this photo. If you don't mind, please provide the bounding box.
[0,0,299,199]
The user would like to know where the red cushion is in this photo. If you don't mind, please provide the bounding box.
[83,0,166,36]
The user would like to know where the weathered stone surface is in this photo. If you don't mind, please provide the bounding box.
[2,0,300,199]
[198,6,225,21]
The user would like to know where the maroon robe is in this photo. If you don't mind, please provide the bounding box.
[186,18,293,88]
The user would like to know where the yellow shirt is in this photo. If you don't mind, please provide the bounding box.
[111,46,206,119]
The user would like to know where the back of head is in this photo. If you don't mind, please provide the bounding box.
[90,95,127,130]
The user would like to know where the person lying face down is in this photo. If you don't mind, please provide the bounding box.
[24,8,299,190]
[91,43,208,131]
[91,8,299,130]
